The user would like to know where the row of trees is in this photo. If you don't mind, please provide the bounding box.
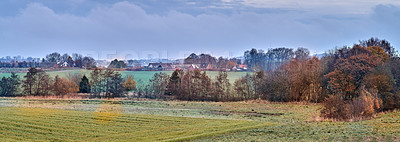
[0,68,136,98]
[45,52,96,68]
[21,68,78,96]
[136,61,322,102]
[0,61,38,68]
[244,47,310,71]
[137,70,232,101]
[136,38,400,120]
[184,53,241,69]
[0,52,97,68]
[0,37,398,121]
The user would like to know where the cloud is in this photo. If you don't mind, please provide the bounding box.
[0,1,399,59]
[238,0,400,14]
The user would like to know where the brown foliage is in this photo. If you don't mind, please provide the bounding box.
[284,57,323,102]
[325,50,382,100]
[212,71,232,101]
[320,95,351,120]
[234,74,255,101]
[179,70,212,101]
[23,68,53,96]
[350,88,382,119]
[368,46,390,61]
[321,87,383,121]
[321,45,393,120]
[52,75,79,96]
[123,75,136,91]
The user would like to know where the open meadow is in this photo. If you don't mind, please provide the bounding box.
[0,98,399,141]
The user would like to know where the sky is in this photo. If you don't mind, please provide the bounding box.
[0,0,399,60]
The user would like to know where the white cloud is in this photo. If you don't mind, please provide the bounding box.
[238,0,400,14]
[0,1,398,59]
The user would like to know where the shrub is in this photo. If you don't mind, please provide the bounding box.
[320,95,351,120]
[350,88,382,119]
[321,88,382,121]
[123,75,136,91]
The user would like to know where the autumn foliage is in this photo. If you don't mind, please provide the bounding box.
[1,37,399,121]
[52,75,79,97]
[320,38,399,120]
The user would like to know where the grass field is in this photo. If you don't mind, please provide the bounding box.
[0,69,249,84]
[0,98,399,141]
[0,106,270,141]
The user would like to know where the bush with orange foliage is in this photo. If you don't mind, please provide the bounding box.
[320,95,351,120]
[321,87,382,121]
[350,87,382,119]
[123,75,136,91]
[52,75,79,97]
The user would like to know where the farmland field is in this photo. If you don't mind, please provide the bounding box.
[0,98,399,141]
[0,107,270,141]
[0,69,249,84]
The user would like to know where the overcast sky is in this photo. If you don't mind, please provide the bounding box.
[0,0,399,60]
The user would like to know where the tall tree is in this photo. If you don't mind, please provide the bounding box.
[72,53,83,68]
[146,72,169,99]
[23,68,52,96]
[166,69,184,97]
[359,37,397,57]
[90,69,103,98]
[234,74,255,101]
[213,71,231,101]
[0,73,20,96]
[325,46,382,100]
[60,54,70,64]
[82,57,96,69]
[79,75,90,93]
[67,56,74,67]
[109,72,125,98]
[22,67,39,95]
[46,52,61,63]
[294,47,310,60]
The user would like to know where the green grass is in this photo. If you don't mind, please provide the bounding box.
[193,103,400,141]
[0,106,271,141]
[0,98,399,141]
[0,69,249,84]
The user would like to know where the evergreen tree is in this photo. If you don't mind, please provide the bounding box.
[0,72,20,96]
[79,75,90,93]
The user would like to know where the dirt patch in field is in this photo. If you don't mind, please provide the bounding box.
[211,110,284,117]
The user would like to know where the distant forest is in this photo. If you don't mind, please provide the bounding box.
[0,53,96,69]
[0,37,399,121]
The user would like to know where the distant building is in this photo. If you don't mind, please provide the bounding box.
[233,64,248,71]
[189,64,200,70]
[238,65,247,70]
[148,63,174,70]
[200,63,213,70]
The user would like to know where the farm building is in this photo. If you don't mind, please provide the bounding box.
[148,63,174,70]
[200,63,213,70]
[233,64,248,71]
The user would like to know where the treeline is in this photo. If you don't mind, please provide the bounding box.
[243,47,310,71]
[184,53,242,69]
[0,37,399,121]
[138,37,400,120]
[0,52,96,68]
[44,52,96,68]
[0,68,135,98]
